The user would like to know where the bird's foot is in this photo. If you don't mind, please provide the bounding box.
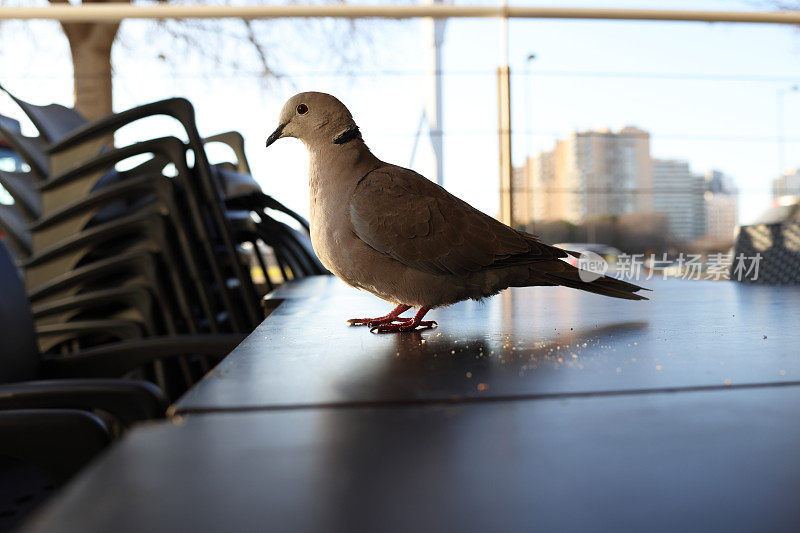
[349,316,406,327]
[348,317,387,326]
[369,307,435,334]
[348,304,411,327]
[370,319,437,334]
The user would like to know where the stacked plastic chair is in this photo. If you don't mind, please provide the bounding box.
[0,86,324,398]
[0,240,172,529]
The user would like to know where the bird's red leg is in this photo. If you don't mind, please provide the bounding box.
[370,307,437,333]
[348,304,411,326]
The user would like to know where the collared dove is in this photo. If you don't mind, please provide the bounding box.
[266,92,648,333]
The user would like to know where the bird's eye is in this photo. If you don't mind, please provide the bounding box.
[296,104,309,115]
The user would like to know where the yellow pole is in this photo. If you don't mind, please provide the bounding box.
[498,65,513,226]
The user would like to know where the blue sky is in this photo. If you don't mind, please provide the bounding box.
[1,0,800,224]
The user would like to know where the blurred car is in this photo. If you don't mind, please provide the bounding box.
[0,115,24,250]
[750,195,800,225]
[0,114,23,174]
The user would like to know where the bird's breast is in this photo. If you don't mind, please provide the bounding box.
[309,189,355,275]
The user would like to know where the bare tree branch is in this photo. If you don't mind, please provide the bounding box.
[1,0,398,117]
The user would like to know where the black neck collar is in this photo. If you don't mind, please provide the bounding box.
[333,126,361,145]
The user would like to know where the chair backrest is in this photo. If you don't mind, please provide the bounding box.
[204,131,251,175]
[1,85,87,144]
[0,241,39,383]
[17,103,87,144]
[214,166,262,200]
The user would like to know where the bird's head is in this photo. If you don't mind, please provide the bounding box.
[266,92,361,149]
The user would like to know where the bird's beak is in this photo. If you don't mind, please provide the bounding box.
[266,122,287,147]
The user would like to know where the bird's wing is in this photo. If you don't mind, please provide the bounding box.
[348,165,568,276]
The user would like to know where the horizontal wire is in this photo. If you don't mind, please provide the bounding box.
[369,130,800,142]
[513,188,754,194]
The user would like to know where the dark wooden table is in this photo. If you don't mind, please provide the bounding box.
[21,277,800,532]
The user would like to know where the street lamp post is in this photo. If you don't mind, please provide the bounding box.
[525,53,536,159]
[525,53,536,231]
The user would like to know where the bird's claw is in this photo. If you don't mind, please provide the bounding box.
[370,320,437,334]
[347,305,412,327]
[348,317,398,327]
[368,318,396,327]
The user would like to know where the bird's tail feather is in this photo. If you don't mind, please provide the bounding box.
[525,263,650,301]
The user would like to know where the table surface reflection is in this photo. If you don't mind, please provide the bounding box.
[175,275,800,413]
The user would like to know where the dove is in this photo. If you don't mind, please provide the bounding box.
[266,92,648,333]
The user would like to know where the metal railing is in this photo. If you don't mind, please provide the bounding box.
[0,4,799,24]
